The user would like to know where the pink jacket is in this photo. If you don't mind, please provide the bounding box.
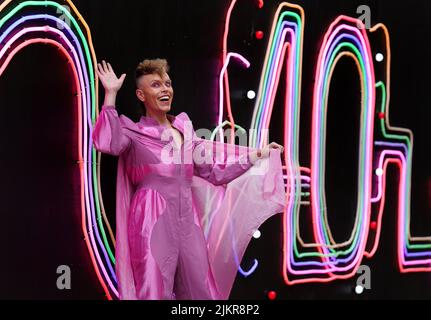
[92,105,286,299]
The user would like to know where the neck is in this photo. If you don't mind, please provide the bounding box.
[145,110,171,126]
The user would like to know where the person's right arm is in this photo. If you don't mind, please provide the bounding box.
[92,61,131,156]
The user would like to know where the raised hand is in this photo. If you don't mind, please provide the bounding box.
[96,60,126,94]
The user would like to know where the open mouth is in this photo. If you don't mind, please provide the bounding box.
[158,95,170,102]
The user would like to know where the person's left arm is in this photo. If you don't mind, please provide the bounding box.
[192,137,283,186]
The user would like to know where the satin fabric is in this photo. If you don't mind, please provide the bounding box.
[92,105,286,299]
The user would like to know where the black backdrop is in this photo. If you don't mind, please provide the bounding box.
[0,0,429,299]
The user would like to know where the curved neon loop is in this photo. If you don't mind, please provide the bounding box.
[0,25,117,293]
[218,52,250,143]
[0,0,118,299]
[0,37,113,298]
[224,1,430,286]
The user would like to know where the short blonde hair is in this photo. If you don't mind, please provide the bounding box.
[135,58,170,86]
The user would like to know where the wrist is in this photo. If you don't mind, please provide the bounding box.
[256,149,262,158]
[104,91,118,106]
[249,149,262,164]
[105,90,118,96]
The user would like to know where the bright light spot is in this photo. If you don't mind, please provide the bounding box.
[247,90,256,100]
[376,53,384,62]
[267,290,277,300]
[355,285,364,295]
[376,168,383,176]
[253,230,261,239]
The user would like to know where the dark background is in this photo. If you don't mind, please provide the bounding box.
[0,0,429,299]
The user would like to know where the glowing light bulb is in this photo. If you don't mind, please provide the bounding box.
[376,53,384,62]
[355,285,364,294]
[253,229,261,239]
[255,30,264,40]
[247,90,256,100]
[267,290,277,300]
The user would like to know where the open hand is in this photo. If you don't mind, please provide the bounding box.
[96,60,126,93]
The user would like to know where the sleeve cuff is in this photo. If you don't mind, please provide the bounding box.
[102,105,116,110]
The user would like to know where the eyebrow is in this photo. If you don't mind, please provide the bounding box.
[150,79,172,84]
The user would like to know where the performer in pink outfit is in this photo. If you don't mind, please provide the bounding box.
[92,59,286,300]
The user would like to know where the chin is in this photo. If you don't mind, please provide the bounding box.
[160,105,171,113]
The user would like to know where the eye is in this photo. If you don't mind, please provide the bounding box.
[151,82,160,88]
[165,81,172,87]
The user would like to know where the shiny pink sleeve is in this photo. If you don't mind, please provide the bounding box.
[92,105,132,155]
[192,138,254,185]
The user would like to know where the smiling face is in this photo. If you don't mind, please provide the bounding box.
[136,72,174,116]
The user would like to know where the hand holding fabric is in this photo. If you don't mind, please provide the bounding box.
[249,142,284,164]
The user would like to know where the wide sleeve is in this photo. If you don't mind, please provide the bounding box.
[192,137,254,185]
[190,148,286,299]
[92,105,132,156]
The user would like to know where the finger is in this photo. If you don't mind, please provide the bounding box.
[119,73,126,83]
[269,142,284,151]
[107,62,114,73]
[102,60,108,73]
[97,63,103,74]
[273,143,283,149]
[98,63,106,76]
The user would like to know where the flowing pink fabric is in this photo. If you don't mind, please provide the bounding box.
[92,105,286,300]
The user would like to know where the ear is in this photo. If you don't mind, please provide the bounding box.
[136,89,145,103]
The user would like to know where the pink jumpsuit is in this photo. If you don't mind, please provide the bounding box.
[92,105,286,300]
